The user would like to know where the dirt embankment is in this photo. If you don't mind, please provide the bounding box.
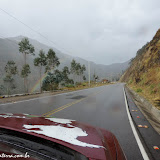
[120,28,160,110]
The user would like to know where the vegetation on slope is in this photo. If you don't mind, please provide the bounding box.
[120,28,160,109]
[0,36,129,95]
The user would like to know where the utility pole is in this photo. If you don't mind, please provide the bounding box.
[88,61,90,87]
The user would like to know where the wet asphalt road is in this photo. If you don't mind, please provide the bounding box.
[0,83,146,159]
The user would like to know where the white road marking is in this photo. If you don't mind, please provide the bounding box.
[123,87,150,160]
[0,85,106,106]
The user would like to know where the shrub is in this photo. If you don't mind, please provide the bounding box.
[150,84,154,89]
[75,82,81,85]
[128,80,133,84]
[65,84,74,88]
[136,88,142,92]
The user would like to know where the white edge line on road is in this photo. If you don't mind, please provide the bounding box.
[123,87,150,160]
[0,85,106,106]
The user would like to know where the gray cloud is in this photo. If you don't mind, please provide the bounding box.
[0,0,160,64]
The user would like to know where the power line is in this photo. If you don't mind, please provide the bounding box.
[0,8,73,55]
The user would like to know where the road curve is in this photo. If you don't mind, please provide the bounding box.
[0,83,146,159]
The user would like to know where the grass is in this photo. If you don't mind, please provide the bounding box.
[63,82,110,91]
[128,84,160,110]
[136,88,142,92]
[127,67,160,110]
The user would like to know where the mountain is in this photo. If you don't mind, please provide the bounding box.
[0,36,129,94]
[120,28,160,109]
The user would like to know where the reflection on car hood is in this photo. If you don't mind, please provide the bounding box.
[0,113,116,160]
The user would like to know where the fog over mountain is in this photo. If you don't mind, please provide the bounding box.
[0,36,129,94]
[1,0,160,65]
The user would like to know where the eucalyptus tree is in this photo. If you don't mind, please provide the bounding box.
[75,63,86,82]
[3,75,13,95]
[75,63,81,82]
[19,38,35,65]
[80,64,86,81]
[63,66,70,75]
[18,38,35,93]
[70,60,86,83]
[62,66,73,85]
[70,59,77,84]
[34,50,47,92]
[42,72,54,91]
[54,69,63,87]
[45,49,60,73]
[3,61,18,95]
[41,49,60,91]
[62,66,70,81]
[21,64,31,93]
[83,75,86,82]
[0,85,5,95]
[42,70,63,91]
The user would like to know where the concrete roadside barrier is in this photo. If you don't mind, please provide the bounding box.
[125,85,160,134]
[127,87,160,121]
[0,92,41,99]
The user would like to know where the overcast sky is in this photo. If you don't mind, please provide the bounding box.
[0,0,160,65]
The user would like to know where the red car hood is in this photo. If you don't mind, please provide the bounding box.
[0,113,122,160]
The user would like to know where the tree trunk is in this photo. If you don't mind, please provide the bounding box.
[74,74,76,86]
[24,53,26,65]
[23,78,26,93]
[7,83,9,96]
[40,66,42,93]
[26,77,28,93]
[24,53,27,93]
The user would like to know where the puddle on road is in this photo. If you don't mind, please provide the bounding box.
[66,94,74,96]
[68,95,86,99]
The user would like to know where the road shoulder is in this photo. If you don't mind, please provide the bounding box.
[0,91,69,104]
[126,86,160,134]
[124,86,160,160]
